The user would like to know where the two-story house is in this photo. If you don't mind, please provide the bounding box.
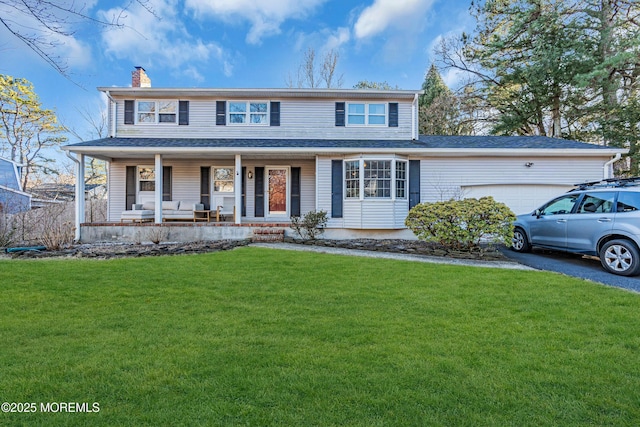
[63,68,626,243]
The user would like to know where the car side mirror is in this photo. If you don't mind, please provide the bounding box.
[534,209,543,218]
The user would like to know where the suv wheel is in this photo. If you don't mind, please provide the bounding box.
[599,239,640,276]
[512,227,531,253]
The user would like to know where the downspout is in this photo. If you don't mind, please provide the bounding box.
[65,151,83,242]
[412,93,419,140]
[603,153,621,179]
[105,90,117,138]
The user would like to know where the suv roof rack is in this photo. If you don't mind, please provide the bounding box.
[573,177,640,191]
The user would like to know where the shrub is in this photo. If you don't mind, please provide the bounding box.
[405,197,516,252]
[290,210,328,240]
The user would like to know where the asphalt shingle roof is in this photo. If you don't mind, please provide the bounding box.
[65,135,612,150]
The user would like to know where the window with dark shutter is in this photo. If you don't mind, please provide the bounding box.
[162,166,172,201]
[179,101,189,125]
[200,167,210,210]
[290,167,301,217]
[270,101,280,126]
[124,100,134,125]
[254,167,264,217]
[216,101,226,125]
[125,166,136,210]
[335,102,345,127]
[409,160,420,209]
[389,102,398,127]
[331,160,343,218]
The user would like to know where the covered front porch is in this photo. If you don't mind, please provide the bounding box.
[68,147,317,242]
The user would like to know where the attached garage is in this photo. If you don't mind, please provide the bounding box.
[461,184,573,215]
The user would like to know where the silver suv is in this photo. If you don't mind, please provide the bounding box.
[512,178,640,276]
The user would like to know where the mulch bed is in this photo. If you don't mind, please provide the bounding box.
[3,238,508,261]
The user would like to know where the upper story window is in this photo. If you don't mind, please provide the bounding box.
[229,102,268,125]
[137,101,177,124]
[347,103,386,126]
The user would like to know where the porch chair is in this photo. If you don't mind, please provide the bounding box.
[213,196,236,222]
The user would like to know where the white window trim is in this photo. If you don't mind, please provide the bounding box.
[344,157,407,201]
[212,166,235,194]
[227,101,269,126]
[346,103,387,127]
[137,165,155,202]
[135,100,178,125]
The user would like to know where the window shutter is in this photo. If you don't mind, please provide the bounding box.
[125,166,136,210]
[254,167,264,217]
[162,166,172,201]
[242,167,247,217]
[216,101,226,125]
[200,167,210,210]
[331,160,343,218]
[335,102,345,127]
[270,101,280,126]
[409,160,420,209]
[124,100,134,125]
[179,101,189,125]
[291,167,301,217]
[389,102,398,127]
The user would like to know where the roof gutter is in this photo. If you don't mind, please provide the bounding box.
[603,152,622,179]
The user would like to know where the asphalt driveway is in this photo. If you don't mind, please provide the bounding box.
[500,247,640,293]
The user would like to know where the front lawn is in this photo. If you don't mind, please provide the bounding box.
[0,247,639,426]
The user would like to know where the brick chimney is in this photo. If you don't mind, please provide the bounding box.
[132,66,151,88]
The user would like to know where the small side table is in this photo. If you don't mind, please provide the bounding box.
[193,210,211,222]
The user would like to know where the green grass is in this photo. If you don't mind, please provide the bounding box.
[0,247,639,426]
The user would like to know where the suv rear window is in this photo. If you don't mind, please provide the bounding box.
[616,192,640,212]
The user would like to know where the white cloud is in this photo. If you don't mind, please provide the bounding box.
[99,0,232,79]
[322,27,351,52]
[354,0,435,40]
[184,0,327,44]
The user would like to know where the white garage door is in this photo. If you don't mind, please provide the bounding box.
[461,184,573,215]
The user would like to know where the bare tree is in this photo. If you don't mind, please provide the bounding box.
[0,0,155,78]
[286,47,344,89]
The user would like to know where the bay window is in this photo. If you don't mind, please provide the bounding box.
[344,159,408,199]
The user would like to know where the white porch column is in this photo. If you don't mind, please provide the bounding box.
[74,154,85,242]
[235,154,242,224]
[155,154,163,223]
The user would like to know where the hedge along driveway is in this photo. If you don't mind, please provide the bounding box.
[0,247,639,426]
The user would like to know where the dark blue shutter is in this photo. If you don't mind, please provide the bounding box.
[200,167,210,210]
[331,160,343,218]
[335,102,345,127]
[389,103,398,127]
[125,166,136,210]
[255,167,264,217]
[124,100,134,125]
[291,167,301,217]
[409,160,420,209]
[270,101,280,126]
[162,166,172,201]
[242,167,247,217]
[216,101,226,125]
[179,101,189,125]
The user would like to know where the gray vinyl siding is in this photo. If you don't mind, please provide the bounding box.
[113,98,413,140]
[418,156,607,204]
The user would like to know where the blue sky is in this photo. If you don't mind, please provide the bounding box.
[1,0,473,147]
